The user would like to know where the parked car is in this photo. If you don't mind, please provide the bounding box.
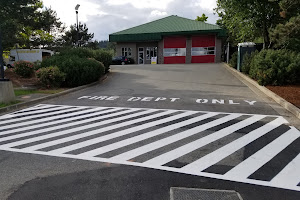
[112,56,134,65]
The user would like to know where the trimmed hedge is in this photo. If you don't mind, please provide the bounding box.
[241,51,258,75]
[93,49,113,73]
[249,49,300,85]
[36,66,65,88]
[56,48,113,73]
[229,51,238,69]
[41,55,105,87]
[13,61,35,78]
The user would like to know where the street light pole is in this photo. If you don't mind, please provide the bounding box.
[75,4,80,47]
[0,26,8,81]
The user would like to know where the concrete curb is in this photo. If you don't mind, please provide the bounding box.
[222,63,300,120]
[0,74,108,115]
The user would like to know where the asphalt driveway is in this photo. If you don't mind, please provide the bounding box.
[45,63,282,115]
[1,63,300,200]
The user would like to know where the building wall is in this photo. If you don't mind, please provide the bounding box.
[116,42,137,63]
[215,38,222,63]
[157,40,164,64]
[116,35,223,64]
[136,42,158,64]
[186,36,192,64]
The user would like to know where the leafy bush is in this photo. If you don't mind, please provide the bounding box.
[13,61,35,78]
[51,48,113,73]
[59,48,94,58]
[41,55,105,87]
[249,49,300,85]
[229,51,238,69]
[36,66,66,88]
[93,49,113,73]
[33,60,42,70]
[241,51,258,75]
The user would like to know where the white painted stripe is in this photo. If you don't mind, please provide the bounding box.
[0,144,300,192]
[270,153,300,188]
[0,108,133,143]
[181,117,288,174]
[112,114,241,161]
[1,109,168,148]
[224,127,300,180]
[28,103,283,117]
[21,109,163,151]
[0,106,75,125]
[78,112,219,157]
[0,107,87,130]
[0,107,113,137]
[49,111,196,154]
[144,115,267,166]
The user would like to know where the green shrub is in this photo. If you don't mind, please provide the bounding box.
[229,52,238,69]
[241,51,258,75]
[36,66,66,88]
[93,49,113,73]
[13,61,35,78]
[59,48,94,58]
[33,60,42,70]
[41,55,105,87]
[249,49,300,85]
[50,48,113,74]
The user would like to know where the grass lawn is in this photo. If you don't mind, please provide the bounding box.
[14,89,65,96]
[0,101,21,108]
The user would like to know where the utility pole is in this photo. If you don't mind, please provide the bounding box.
[75,4,80,47]
[0,26,7,81]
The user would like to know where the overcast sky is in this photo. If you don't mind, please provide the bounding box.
[42,0,219,41]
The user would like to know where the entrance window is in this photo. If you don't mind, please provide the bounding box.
[163,48,186,57]
[146,47,157,60]
[191,47,215,56]
[122,47,132,57]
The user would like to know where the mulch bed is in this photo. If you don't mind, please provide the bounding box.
[266,85,300,108]
[4,69,39,88]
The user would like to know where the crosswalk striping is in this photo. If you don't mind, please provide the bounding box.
[143,115,268,166]
[112,113,243,161]
[181,117,288,173]
[223,127,300,180]
[0,104,299,192]
[48,111,197,155]
[21,109,180,151]
[270,153,300,188]
[0,105,78,124]
[78,112,219,157]
[0,107,90,130]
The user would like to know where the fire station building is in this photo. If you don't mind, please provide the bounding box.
[109,15,226,64]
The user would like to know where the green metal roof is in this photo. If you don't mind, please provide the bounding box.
[109,15,226,42]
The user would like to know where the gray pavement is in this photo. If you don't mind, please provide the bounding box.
[1,63,300,200]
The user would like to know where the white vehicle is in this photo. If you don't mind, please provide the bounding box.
[7,49,54,68]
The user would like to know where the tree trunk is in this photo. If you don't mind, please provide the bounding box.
[0,28,5,79]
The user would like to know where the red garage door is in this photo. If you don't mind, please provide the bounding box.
[164,36,186,64]
[191,35,215,63]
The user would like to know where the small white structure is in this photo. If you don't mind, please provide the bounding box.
[7,49,54,67]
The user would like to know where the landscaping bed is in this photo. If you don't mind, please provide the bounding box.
[266,85,300,108]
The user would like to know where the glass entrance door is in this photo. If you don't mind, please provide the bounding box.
[138,47,144,64]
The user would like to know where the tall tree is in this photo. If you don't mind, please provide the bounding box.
[62,23,94,47]
[0,0,42,78]
[195,14,208,22]
[269,0,300,51]
[215,0,282,48]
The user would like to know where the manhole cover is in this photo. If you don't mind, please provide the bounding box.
[170,187,243,200]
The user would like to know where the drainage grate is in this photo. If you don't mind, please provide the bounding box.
[170,187,243,200]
